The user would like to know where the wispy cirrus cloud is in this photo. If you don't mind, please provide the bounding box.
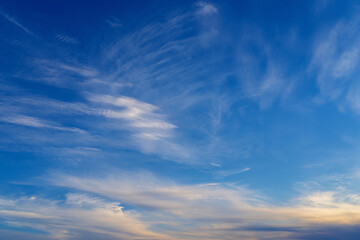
[236,29,294,110]
[2,1,360,239]
[0,4,234,164]
[310,12,360,114]
[0,114,85,133]
[216,167,250,177]
[56,34,79,45]
[0,9,34,36]
[89,94,177,131]
[106,16,122,28]
[196,2,219,16]
[87,94,191,161]
[0,78,190,161]
[30,59,99,86]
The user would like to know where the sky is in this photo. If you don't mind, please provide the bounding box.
[1,0,360,239]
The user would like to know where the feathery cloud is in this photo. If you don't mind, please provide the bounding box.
[310,12,360,114]
[56,34,79,45]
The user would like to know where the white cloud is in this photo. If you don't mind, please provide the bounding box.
[90,95,177,130]
[0,91,190,162]
[87,94,191,161]
[210,162,221,167]
[3,171,360,239]
[0,210,52,219]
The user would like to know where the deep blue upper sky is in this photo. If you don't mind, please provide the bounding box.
[1,1,360,239]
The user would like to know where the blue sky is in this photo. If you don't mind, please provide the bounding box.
[1,0,360,239]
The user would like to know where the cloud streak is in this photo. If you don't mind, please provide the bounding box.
[0,114,85,133]
[106,17,122,28]
[0,9,34,35]
[56,34,79,45]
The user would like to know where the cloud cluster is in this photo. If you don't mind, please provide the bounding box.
[0,1,229,164]
[1,172,360,239]
[0,91,186,161]
[0,193,167,240]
